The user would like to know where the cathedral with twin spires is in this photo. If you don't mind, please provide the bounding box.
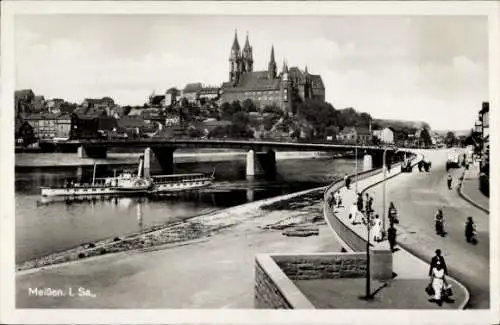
[220,31,325,113]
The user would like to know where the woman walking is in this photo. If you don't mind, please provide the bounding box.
[372,214,383,242]
[430,262,446,306]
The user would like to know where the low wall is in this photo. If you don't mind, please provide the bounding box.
[255,254,314,309]
[255,252,371,309]
[273,253,367,280]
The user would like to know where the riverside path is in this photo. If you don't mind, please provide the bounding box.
[365,148,489,309]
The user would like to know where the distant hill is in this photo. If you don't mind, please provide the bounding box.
[433,129,471,137]
[372,119,431,132]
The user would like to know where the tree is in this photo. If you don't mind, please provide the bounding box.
[444,131,456,147]
[242,99,258,113]
[296,99,338,139]
[220,101,244,121]
[420,128,432,147]
[121,106,132,116]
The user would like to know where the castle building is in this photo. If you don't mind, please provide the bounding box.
[220,31,325,113]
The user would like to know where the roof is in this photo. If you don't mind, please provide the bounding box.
[310,75,324,89]
[15,118,32,132]
[196,120,232,132]
[97,116,118,131]
[223,71,280,92]
[15,89,35,98]
[356,127,371,135]
[150,95,166,106]
[340,126,356,134]
[166,87,180,94]
[22,112,71,120]
[117,116,147,128]
[183,83,202,93]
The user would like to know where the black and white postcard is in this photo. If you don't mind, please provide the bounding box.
[1,1,498,324]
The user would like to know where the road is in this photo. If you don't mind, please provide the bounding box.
[366,148,489,309]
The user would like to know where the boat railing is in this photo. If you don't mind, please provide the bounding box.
[151,174,213,184]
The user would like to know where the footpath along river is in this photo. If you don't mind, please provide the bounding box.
[15,151,361,264]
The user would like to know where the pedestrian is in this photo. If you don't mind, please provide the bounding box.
[428,249,448,276]
[447,173,453,190]
[465,216,477,244]
[429,262,446,306]
[344,173,349,187]
[334,191,342,208]
[388,202,399,224]
[434,208,445,236]
[350,202,361,225]
[357,193,364,212]
[327,193,335,209]
[387,223,397,252]
[372,214,383,242]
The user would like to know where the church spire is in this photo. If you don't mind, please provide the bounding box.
[242,31,253,72]
[229,29,242,83]
[268,45,277,79]
[270,45,276,64]
[244,31,251,49]
[282,59,288,73]
[231,29,240,52]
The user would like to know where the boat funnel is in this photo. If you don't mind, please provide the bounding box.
[138,155,144,178]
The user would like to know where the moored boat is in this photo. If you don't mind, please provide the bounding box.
[40,158,215,197]
[151,170,215,193]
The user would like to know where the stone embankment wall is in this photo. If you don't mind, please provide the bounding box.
[255,252,368,308]
[274,253,367,280]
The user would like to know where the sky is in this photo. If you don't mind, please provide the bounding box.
[15,14,488,130]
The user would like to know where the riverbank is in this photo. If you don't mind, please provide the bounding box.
[15,151,342,168]
[16,184,342,308]
[16,185,334,273]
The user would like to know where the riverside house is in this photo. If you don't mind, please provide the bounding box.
[372,127,395,144]
[23,112,72,140]
[337,126,372,144]
[15,118,35,146]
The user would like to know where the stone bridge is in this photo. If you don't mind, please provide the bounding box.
[57,139,404,178]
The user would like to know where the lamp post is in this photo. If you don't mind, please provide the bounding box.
[360,210,372,300]
[382,148,387,239]
[355,145,358,193]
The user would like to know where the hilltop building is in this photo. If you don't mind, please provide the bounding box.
[219,31,325,113]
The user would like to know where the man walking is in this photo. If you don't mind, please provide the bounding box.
[357,193,364,212]
[387,223,397,252]
[429,249,448,276]
[447,174,453,190]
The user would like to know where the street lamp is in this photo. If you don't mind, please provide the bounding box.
[382,148,388,239]
[359,210,372,301]
[355,145,358,193]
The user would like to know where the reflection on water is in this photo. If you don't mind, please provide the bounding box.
[15,158,360,263]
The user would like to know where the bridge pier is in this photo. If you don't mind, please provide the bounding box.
[144,147,175,177]
[77,146,107,159]
[246,149,276,179]
[363,154,373,171]
[246,188,255,202]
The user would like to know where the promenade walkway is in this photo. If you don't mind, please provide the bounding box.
[323,162,469,309]
[461,163,489,212]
